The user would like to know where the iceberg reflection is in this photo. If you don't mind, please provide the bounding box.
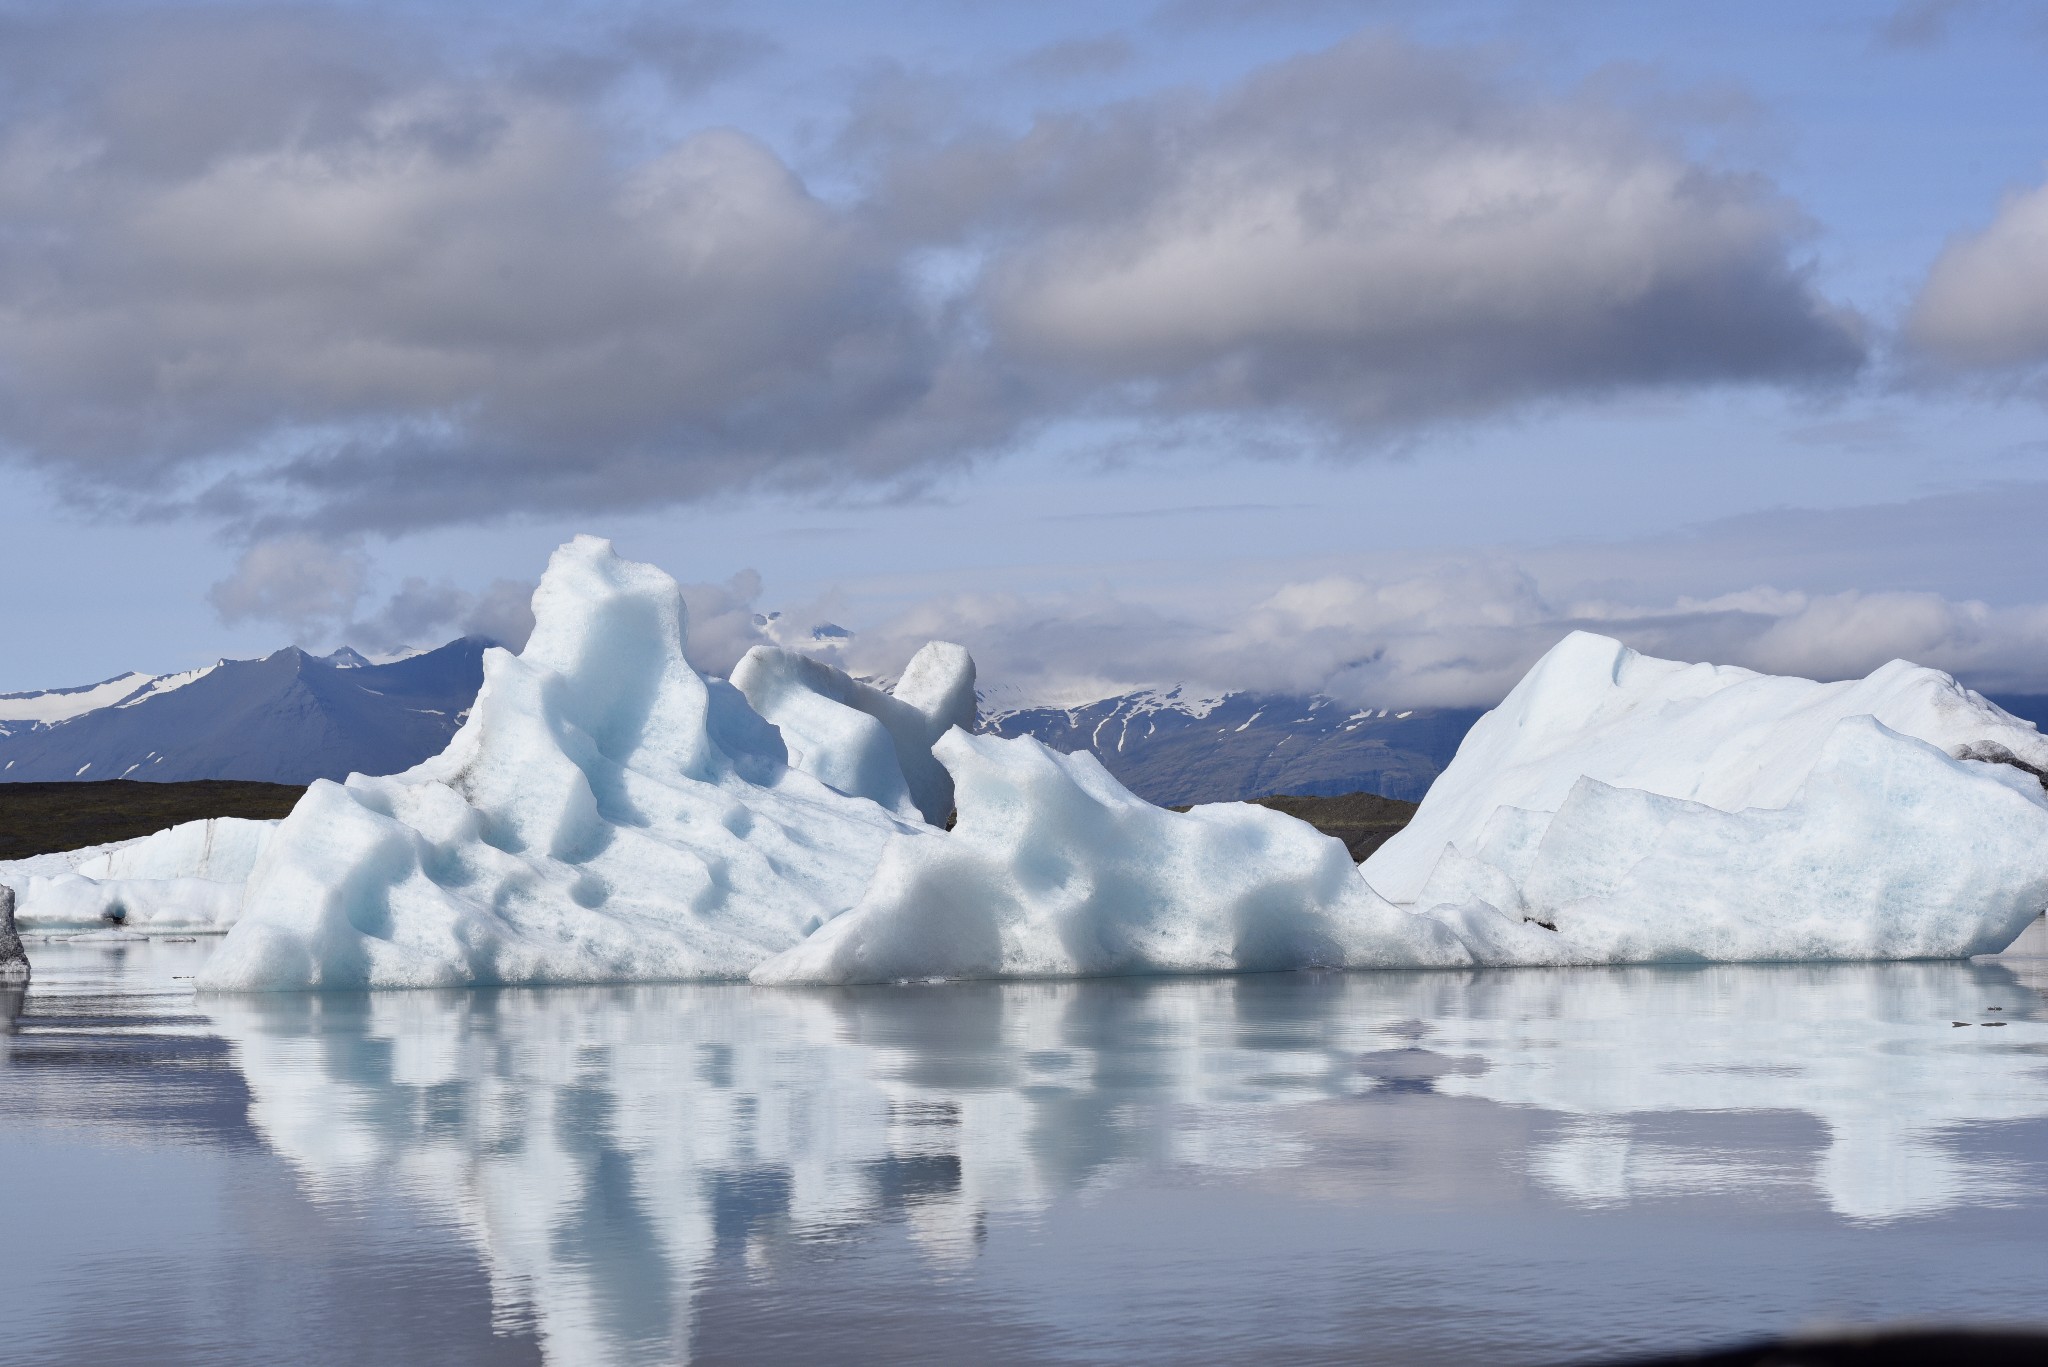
[204,961,2048,1366]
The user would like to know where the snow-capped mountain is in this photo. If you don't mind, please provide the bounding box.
[0,639,488,784]
[985,687,1488,807]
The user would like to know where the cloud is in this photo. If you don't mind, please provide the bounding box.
[833,564,2048,709]
[1906,170,2048,375]
[1009,36,1136,83]
[513,14,776,100]
[207,539,811,669]
[0,13,1862,537]
[207,534,370,639]
[1875,0,1982,50]
[895,35,1865,433]
[823,482,2048,705]
[343,575,539,655]
[0,6,995,534]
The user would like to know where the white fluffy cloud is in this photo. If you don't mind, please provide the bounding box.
[1908,170,2048,372]
[835,563,2048,708]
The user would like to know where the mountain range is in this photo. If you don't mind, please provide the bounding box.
[0,640,487,784]
[7,637,2047,808]
[984,689,1486,806]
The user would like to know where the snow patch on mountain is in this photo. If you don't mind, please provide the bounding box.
[0,672,154,726]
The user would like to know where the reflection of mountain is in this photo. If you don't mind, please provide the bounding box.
[204,961,2048,1365]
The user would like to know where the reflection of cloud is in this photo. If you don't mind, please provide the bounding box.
[199,961,2048,1362]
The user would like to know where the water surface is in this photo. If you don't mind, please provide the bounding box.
[6,940,2048,1365]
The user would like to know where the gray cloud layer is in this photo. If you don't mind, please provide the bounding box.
[0,8,1866,537]
[907,36,1863,429]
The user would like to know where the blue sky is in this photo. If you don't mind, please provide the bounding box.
[2,0,2046,704]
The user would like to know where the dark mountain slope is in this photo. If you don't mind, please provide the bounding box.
[987,689,1484,807]
[0,639,488,785]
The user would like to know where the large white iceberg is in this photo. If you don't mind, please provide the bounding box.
[1364,631,2048,963]
[179,542,2048,992]
[200,536,1430,991]
[198,537,932,991]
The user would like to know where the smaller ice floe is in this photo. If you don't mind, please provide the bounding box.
[0,836,133,894]
[6,817,275,931]
[17,874,245,932]
[753,732,1468,985]
[1364,632,2048,963]
[731,641,974,826]
[71,816,274,883]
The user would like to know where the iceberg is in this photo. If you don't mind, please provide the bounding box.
[5,816,274,930]
[185,543,2048,992]
[1365,631,2048,963]
[197,537,936,991]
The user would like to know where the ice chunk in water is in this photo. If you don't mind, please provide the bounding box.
[1366,630,2048,906]
[6,816,275,931]
[1367,632,2048,963]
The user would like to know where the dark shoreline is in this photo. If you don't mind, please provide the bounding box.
[0,779,306,862]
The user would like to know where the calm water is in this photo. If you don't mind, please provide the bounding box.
[6,941,2048,1366]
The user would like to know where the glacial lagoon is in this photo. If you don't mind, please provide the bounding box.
[7,940,2048,1365]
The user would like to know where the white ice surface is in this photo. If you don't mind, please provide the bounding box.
[72,815,274,882]
[6,818,275,930]
[773,636,2048,983]
[1366,631,2048,904]
[730,640,974,827]
[18,874,245,930]
[197,536,928,991]
[0,837,135,889]
[753,730,1469,985]
[1361,632,2048,963]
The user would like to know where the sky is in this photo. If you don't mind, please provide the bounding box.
[1,0,2046,706]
